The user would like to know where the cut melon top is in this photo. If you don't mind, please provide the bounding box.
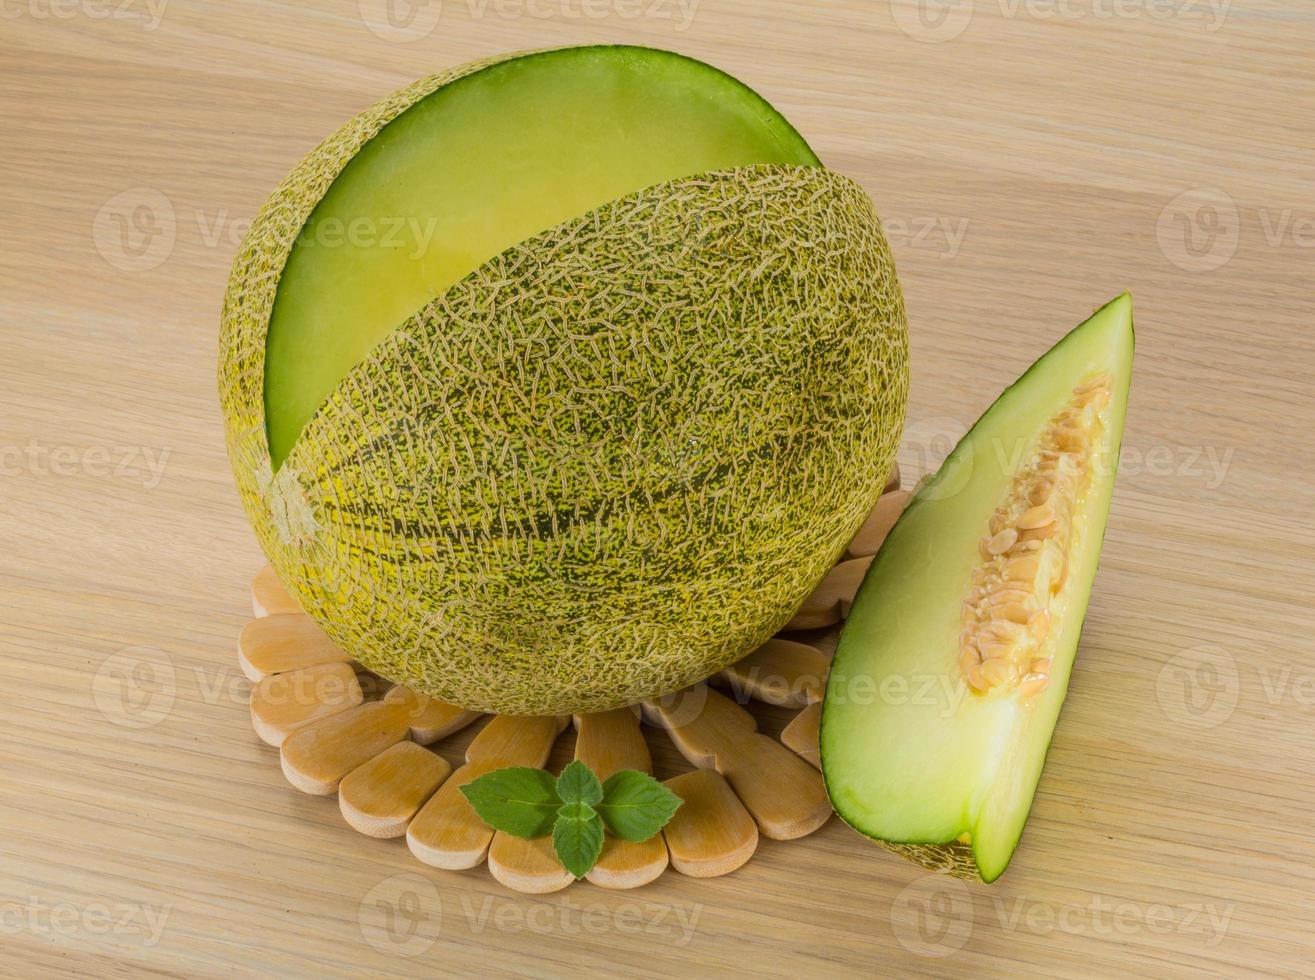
[263,46,821,467]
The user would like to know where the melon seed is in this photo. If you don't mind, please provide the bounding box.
[954,375,1110,699]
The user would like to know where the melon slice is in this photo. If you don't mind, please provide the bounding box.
[264,45,820,466]
[821,294,1134,882]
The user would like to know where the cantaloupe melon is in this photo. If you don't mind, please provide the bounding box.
[822,295,1134,881]
[219,45,909,714]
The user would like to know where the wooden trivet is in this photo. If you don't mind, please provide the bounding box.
[240,466,905,892]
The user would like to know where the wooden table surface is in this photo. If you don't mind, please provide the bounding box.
[3,1,1312,976]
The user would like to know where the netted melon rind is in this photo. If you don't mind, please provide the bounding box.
[242,166,906,714]
[878,841,982,881]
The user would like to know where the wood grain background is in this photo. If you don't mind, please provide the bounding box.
[2,1,1312,976]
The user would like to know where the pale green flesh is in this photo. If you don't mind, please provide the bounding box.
[264,46,820,467]
[821,294,1134,882]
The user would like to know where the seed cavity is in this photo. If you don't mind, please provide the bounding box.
[959,373,1110,698]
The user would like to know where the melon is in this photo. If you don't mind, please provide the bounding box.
[821,294,1134,881]
[220,45,909,715]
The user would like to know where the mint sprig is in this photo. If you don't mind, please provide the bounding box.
[460,760,681,879]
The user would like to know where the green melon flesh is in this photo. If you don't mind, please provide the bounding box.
[263,45,820,467]
[821,294,1134,882]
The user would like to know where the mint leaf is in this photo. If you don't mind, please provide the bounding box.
[553,802,604,879]
[555,760,603,807]
[596,770,683,842]
[459,767,560,839]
